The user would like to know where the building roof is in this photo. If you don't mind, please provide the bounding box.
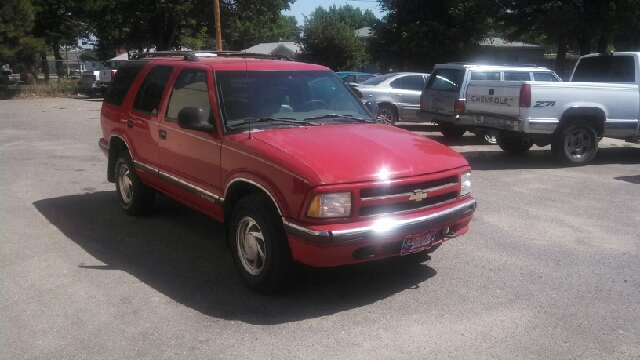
[355,27,372,38]
[242,42,300,56]
[480,37,544,49]
[108,53,130,61]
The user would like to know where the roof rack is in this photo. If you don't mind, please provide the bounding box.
[130,51,293,62]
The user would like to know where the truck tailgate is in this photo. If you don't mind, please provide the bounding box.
[465,80,522,117]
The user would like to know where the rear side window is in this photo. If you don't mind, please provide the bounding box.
[504,72,531,81]
[470,71,500,81]
[103,61,147,106]
[572,55,636,82]
[361,73,395,86]
[133,66,174,114]
[391,75,425,90]
[425,69,464,92]
[166,69,213,123]
[532,72,560,82]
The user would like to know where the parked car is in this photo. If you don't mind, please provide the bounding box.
[98,51,477,293]
[463,52,640,164]
[417,64,562,142]
[336,71,376,85]
[354,72,431,125]
[80,70,103,97]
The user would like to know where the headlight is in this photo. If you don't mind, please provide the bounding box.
[306,192,352,219]
[461,172,471,197]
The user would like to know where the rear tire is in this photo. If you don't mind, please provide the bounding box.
[229,193,294,294]
[440,126,466,138]
[376,105,396,125]
[497,136,533,154]
[114,151,155,215]
[551,123,599,165]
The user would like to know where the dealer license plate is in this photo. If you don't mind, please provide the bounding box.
[400,230,437,255]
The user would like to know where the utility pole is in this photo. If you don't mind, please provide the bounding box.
[214,0,222,50]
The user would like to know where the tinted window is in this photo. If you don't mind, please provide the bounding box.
[343,75,356,83]
[425,69,464,92]
[504,72,531,81]
[133,66,173,114]
[361,73,396,86]
[572,55,636,82]
[390,77,404,89]
[470,71,501,80]
[532,72,560,82]
[405,75,426,91]
[166,69,213,123]
[103,61,146,106]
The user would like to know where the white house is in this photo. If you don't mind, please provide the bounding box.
[241,42,300,59]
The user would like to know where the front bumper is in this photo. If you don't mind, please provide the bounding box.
[284,198,476,267]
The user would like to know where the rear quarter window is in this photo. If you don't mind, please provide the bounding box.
[103,61,147,106]
[470,71,500,81]
[504,72,531,81]
[532,72,560,82]
[572,55,636,82]
[425,69,464,92]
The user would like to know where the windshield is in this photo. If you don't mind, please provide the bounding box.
[215,70,373,132]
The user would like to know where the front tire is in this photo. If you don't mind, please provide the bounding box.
[229,194,293,294]
[114,151,155,215]
[551,123,599,165]
[497,136,533,154]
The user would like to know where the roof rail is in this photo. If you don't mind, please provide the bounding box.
[129,51,292,62]
[502,63,538,67]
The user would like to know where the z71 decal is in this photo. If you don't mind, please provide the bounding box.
[534,101,556,107]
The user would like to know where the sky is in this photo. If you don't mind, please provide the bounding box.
[282,0,385,26]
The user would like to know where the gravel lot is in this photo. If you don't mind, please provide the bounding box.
[1,98,639,358]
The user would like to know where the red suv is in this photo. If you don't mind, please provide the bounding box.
[98,51,476,293]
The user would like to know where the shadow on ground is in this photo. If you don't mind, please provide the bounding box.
[615,175,640,184]
[455,146,640,170]
[34,191,436,325]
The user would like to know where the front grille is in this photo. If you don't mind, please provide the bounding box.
[358,191,458,217]
[360,175,458,200]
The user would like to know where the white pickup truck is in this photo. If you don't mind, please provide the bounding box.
[462,52,640,164]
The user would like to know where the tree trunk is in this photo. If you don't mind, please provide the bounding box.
[555,32,568,80]
[41,55,50,82]
[52,40,63,78]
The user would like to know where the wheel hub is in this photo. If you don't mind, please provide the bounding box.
[376,109,393,125]
[236,216,266,275]
[565,129,591,157]
[117,162,133,204]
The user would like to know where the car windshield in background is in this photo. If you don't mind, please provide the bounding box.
[215,70,372,132]
[425,69,464,92]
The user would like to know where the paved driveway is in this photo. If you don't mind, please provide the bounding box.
[1,98,639,358]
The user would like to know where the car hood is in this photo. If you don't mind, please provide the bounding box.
[250,124,468,185]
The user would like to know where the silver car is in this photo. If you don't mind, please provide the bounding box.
[354,72,430,125]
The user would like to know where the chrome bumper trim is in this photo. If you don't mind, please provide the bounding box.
[284,199,476,245]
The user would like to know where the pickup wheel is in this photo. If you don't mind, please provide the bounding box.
[440,126,466,138]
[229,194,293,294]
[114,151,155,215]
[376,105,396,125]
[551,124,599,165]
[497,136,533,154]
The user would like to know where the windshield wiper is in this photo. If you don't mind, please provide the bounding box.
[303,114,373,123]
[229,117,318,129]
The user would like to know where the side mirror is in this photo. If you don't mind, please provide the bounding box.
[364,100,378,117]
[177,107,215,133]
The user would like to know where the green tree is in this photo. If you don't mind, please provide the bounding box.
[0,0,46,74]
[297,5,374,70]
[32,0,87,77]
[371,0,497,71]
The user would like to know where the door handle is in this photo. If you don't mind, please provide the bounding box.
[159,129,167,140]
[127,120,133,129]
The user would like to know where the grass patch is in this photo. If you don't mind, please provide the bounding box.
[0,79,82,99]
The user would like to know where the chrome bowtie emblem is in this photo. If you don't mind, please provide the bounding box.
[409,190,428,202]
